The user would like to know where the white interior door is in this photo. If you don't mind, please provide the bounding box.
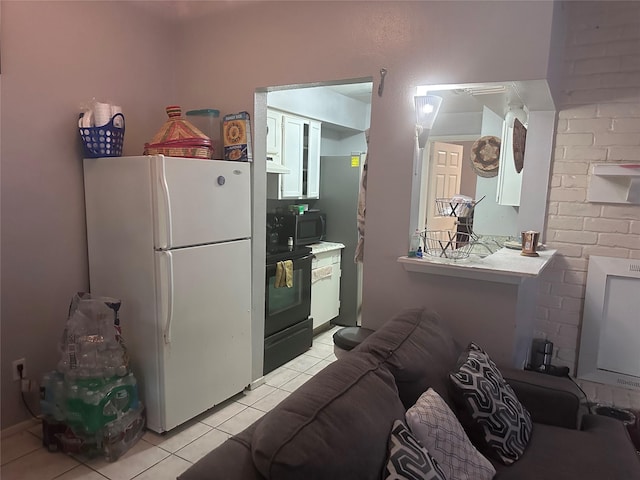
[425,142,463,231]
[153,157,251,249]
[156,239,252,431]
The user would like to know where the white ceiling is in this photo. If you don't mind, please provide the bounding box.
[421,80,554,116]
[324,83,374,104]
[317,80,554,116]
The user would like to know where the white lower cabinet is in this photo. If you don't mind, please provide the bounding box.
[310,245,343,330]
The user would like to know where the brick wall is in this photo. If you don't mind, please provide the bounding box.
[535,1,640,370]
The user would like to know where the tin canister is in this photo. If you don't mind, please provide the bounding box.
[521,230,540,256]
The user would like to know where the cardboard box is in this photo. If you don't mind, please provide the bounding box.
[223,112,253,162]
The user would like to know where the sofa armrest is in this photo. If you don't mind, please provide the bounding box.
[501,368,589,429]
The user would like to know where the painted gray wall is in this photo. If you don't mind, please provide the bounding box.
[174,1,557,371]
[2,0,559,429]
[1,1,177,429]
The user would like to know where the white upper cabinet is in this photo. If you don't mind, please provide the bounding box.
[266,110,282,157]
[267,109,322,199]
[496,107,527,207]
[266,109,288,174]
[281,114,306,197]
[305,120,321,199]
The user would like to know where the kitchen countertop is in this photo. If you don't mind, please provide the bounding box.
[398,247,557,285]
[308,241,345,255]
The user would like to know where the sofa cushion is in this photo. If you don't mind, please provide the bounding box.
[355,307,462,408]
[383,419,447,480]
[251,352,405,480]
[405,388,495,480]
[493,416,640,479]
[501,367,588,429]
[449,343,533,465]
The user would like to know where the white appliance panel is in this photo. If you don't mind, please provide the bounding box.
[155,239,252,431]
[84,157,164,430]
[597,276,640,377]
[84,155,254,433]
[577,256,640,391]
[153,157,251,249]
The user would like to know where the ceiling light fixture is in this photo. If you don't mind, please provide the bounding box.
[414,95,443,148]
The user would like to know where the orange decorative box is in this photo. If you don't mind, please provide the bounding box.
[144,106,212,159]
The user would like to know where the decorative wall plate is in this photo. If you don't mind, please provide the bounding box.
[470,135,501,178]
[513,118,527,173]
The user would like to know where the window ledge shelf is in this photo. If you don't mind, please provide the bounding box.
[588,163,640,204]
[398,248,557,285]
[592,164,640,176]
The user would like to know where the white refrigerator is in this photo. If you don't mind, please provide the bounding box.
[83,155,252,433]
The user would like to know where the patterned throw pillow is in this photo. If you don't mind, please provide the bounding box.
[449,343,533,465]
[383,419,447,480]
[405,388,495,480]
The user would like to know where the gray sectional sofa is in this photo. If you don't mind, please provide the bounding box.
[178,308,640,480]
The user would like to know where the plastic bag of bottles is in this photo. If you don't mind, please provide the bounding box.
[41,292,145,462]
[58,292,129,379]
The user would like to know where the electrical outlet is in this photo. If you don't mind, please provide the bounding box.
[12,358,26,381]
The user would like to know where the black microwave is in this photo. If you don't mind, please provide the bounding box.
[268,211,326,247]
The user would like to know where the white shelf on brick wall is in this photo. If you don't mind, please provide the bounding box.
[587,163,640,205]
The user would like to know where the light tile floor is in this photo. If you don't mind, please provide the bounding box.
[1,326,342,480]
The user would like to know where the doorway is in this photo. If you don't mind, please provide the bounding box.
[424,141,463,231]
[254,79,373,334]
[418,135,478,232]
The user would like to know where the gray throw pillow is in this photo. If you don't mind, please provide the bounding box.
[405,388,495,480]
[449,342,533,465]
[383,419,446,480]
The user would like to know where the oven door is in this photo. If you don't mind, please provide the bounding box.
[265,252,312,337]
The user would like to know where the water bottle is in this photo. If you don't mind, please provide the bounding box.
[102,403,145,462]
[65,384,84,428]
[408,230,422,257]
[40,372,55,417]
[52,378,66,421]
[40,371,65,421]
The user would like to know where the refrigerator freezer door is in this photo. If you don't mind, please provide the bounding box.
[153,157,251,249]
[154,239,252,432]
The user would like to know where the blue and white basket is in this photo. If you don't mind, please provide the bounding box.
[79,113,125,158]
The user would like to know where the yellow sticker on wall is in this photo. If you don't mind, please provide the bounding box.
[351,155,360,167]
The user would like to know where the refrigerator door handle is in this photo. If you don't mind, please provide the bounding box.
[155,157,173,249]
[163,251,175,344]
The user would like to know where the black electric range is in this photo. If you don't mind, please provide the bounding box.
[266,245,312,264]
[263,244,313,375]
